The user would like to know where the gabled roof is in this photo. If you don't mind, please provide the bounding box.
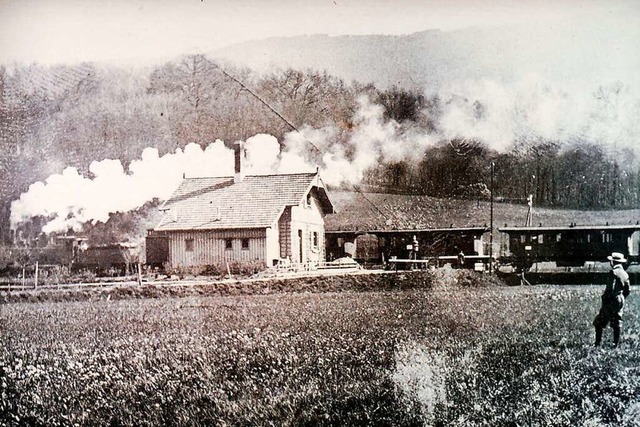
[325,191,491,232]
[155,172,333,231]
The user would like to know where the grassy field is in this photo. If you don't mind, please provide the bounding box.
[1,269,640,426]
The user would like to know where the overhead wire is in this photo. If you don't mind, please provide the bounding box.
[208,58,394,224]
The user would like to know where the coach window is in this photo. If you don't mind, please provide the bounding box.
[225,239,233,250]
[185,238,194,252]
[520,235,526,243]
[241,239,250,250]
[538,234,544,244]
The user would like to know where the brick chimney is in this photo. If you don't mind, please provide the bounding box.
[234,141,245,184]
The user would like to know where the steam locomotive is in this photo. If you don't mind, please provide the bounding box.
[1,235,139,276]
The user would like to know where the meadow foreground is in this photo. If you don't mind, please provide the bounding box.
[1,269,639,426]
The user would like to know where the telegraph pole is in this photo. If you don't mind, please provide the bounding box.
[489,161,494,274]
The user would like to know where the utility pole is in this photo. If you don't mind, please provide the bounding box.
[525,194,533,227]
[489,161,494,274]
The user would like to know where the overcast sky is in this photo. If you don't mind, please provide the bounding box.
[1,0,638,66]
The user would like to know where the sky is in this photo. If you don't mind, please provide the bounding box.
[1,0,638,66]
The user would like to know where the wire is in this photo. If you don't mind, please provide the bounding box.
[206,59,322,154]
[206,58,392,225]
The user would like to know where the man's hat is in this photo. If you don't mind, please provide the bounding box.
[607,252,627,263]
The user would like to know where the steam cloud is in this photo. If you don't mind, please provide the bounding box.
[10,75,640,234]
[437,75,640,156]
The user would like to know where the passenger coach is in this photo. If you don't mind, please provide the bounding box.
[499,224,640,269]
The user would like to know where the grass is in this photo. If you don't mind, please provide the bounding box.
[1,269,640,426]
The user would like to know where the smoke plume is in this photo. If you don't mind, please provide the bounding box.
[10,96,438,234]
[10,74,640,234]
[437,75,640,157]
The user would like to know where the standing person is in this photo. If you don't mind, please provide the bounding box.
[457,251,465,269]
[410,235,419,270]
[593,252,631,347]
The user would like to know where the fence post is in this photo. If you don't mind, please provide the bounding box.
[34,261,39,290]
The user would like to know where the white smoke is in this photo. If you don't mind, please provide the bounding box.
[10,78,640,234]
[437,75,640,156]
[283,96,437,185]
[10,136,311,234]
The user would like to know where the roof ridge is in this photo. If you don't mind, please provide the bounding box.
[183,171,317,180]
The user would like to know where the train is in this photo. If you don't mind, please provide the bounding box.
[498,223,640,270]
[0,235,140,277]
[3,222,640,278]
[326,223,640,272]
[326,226,490,269]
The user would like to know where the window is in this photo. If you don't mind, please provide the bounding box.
[306,193,312,208]
[556,233,562,242]
[538,234,544,244]
[520,235,527,243]
[241,239,249,250]
[312,231,319,248]
[225,239,233,250]
[185,238,194,252]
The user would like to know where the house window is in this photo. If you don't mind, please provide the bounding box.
[241,239,249,250]
[225,239,233,250]
[306,193,312,208]
[185,238,194,252]
[312,231,319,248]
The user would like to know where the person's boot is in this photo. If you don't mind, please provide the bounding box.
[595,326,603,347]
[613,326,621,347]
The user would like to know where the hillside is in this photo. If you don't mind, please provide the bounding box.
[213,25,640,90]
[326,191,640,231]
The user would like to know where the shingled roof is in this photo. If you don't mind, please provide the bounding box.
[155,172,333,231]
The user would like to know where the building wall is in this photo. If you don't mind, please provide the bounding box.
[164,228,267,269]
[278,206,292,259]
[287,195,326,264]
[265,224,281,267]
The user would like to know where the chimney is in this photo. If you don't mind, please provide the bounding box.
[234,141,245,184]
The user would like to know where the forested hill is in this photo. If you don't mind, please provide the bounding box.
[212,26,639,91]
[1,54,639,243]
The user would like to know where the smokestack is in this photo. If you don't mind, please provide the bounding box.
[234,141,244,184]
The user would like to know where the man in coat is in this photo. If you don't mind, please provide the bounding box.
[593,252,631,347]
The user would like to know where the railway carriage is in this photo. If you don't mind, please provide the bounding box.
[326,226,489,267]
[499,224,640,270]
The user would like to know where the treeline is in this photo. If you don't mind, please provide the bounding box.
[366,140,640,208]
[1,54,639,241]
